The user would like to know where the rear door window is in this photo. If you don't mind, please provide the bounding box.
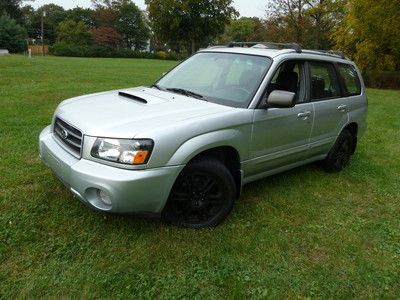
[309,62,341,100]
[338,64,362,96]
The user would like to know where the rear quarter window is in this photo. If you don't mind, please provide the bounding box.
[338,64,362,96]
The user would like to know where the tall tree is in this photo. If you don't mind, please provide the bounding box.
[115,0,150,50]
[0,14,27,52]
[247,18,269,42]
[92,7,116,27]
[30,4,67,43]
[305,0,346,49]
[56,19,92,45]
[264,0,346,49]
[334,0,400,72]
[269,0,310,45]
[91,26,122,49]
[66,7,96,27]
[19,4,35,31]
[0,0,24,24]
[146,0,238,53]
[91,0,117,27]
[220,17,259,43]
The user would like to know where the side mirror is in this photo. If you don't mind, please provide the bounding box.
[266,90,296,108]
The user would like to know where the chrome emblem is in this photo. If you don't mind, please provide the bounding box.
[61,129,69,139]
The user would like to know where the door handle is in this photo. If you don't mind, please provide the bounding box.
[297,111,312,119]
[337,104,348,112]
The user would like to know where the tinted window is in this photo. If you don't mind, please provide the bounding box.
[339,64,362,96]
[309,62,341,100]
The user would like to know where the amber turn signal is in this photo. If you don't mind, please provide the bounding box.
[132,151,149,164]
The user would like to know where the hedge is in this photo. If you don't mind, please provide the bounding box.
[364,71,400,89]
[49,42,186,61]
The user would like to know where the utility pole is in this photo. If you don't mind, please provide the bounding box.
[41,11,46,56]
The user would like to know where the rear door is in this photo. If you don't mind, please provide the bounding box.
[307,61,349,156]
[337,63,367,135]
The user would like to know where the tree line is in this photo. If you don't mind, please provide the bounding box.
[1,0,399,86]
[0,0,150,51]
[221,0,400,77]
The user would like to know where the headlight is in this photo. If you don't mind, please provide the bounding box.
[91,138,154,165]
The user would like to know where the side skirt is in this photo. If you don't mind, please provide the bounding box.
[242,154,326,185]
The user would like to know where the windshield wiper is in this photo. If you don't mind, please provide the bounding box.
[151,84,163,90]
[166,88,204,100]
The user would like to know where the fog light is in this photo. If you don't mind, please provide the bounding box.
[98,190,112,206]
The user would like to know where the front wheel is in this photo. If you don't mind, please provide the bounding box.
[321,129,355,173]
[162,157,236,228]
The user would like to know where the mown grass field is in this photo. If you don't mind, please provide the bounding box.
[0,55,399,298]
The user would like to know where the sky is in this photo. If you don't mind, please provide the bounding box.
[30,0,268,18]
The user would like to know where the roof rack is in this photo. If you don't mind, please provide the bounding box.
[227,41,302,53]
[304,49,346,59]
[215,41,348,59]
[206,45,227,49]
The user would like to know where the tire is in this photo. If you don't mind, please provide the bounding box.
[321,129,355,173]
[162,157,237,228]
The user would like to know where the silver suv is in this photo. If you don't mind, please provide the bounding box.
[39,42,367,228]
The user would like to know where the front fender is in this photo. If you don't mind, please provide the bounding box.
[166,129,248,166]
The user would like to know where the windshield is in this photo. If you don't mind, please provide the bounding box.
[155,52,272,108]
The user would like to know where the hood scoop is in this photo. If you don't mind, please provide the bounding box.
[118,91,147,104]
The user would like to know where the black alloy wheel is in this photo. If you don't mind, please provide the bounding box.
[162,157,236,228]
[322,129,355,173]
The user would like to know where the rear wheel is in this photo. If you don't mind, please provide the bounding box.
[321,129,355,173]
[162,157,236,228]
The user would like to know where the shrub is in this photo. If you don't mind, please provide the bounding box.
[165,51,183,61]
[84,44,113,57]
[49,42,90,57]
[156,50,167,59]
[49,42,187,61]
[364,71,400,89]
[0,14,27,53]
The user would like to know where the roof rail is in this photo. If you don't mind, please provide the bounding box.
[304,49,347,59]
[206,45,227,49]
[227,41,302,53]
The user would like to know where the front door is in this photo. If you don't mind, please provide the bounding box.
[246,61,314,177]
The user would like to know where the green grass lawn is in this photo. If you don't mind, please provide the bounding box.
[1,55,399,298]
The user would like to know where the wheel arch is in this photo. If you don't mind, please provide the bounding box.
[189,146,242,198]
[166,130,246,198]
[342,122,358,154]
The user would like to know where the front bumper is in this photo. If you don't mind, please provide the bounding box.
[39,126,184,214]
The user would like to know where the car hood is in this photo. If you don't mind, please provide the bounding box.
[55,87,233,138]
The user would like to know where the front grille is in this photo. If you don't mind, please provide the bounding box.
[53,117,83,157]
